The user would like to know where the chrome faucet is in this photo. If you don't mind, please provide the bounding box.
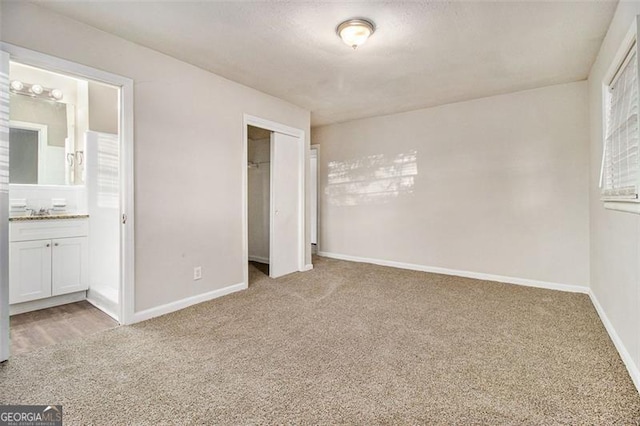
[27,208,51,216]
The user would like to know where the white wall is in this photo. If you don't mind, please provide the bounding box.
[0,1,311,312]
[588,2,640,385]
[88,82,118,134]
[313,81,590,287]
[247,137,270,263]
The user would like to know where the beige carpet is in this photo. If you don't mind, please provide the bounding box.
[1,256,639,424]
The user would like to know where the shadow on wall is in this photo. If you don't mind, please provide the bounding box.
[326,150,418,206]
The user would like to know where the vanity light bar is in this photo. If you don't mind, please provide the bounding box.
[10,80,64,101]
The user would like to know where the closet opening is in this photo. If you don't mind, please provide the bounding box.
[243,115,306,287]
[247,125,272,283]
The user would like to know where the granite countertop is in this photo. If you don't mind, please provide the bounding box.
[9,214,90,222]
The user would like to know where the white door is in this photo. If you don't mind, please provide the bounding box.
[9,240,52,304]
[52,237,89,296]
[85,131,120,313]
[269,131,302,278]
[310,147,318,245]
[0,49,10,361]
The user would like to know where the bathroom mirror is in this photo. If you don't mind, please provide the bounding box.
[9,93,75,185]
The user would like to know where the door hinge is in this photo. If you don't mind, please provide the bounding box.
[122,214,127,224]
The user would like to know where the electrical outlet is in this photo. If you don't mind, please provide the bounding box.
[193,266,202,281]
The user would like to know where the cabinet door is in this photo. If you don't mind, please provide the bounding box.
[52,237,89,296]
[9,240,52,304]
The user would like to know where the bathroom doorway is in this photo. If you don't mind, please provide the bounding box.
[0,44,135,361]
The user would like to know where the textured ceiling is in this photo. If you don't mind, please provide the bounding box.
[32,1,617,127]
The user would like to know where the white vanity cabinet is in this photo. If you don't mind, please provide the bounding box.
[9,218,89,304]
[9,240,52,303]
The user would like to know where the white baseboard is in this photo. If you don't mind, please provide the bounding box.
[317,251,589,294]
[302,263,314,271]
[132,282,247,323]
[588,289,640,393]
[86,290,120,323]
[10,291,86,315]
[248,255,269,264]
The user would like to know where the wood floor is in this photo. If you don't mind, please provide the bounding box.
[10,301,118,356]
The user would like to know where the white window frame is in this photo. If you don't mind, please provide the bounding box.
[600,17,640,214]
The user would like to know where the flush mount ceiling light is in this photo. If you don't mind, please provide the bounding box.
[337,18,375,50]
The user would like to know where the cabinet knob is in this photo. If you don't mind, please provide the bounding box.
[46,243,50,247]
[54,243,59,247]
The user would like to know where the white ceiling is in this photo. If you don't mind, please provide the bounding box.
[33,1,617,127]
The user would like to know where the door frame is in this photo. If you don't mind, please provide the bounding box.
[242,114,305,285]
[310,144,320,253]
[0,43,136,333]
[1,49,10,362]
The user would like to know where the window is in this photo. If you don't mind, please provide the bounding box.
[601,21,640,214]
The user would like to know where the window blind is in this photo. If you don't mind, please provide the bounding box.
[603,45,639,198]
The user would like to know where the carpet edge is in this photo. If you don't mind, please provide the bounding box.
[132,282,247,324]
[589,289,640,394]
[317,251,589,293]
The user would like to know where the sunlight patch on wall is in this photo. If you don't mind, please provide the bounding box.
[0,71,9,193]
[86,132,119,209]
[97,133,119,209]
[326,150,418,206]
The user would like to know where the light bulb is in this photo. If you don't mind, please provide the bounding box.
[10,80,24,91]
[31,84,44,95]
[51,89,63,100]
[337,19,375,50]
